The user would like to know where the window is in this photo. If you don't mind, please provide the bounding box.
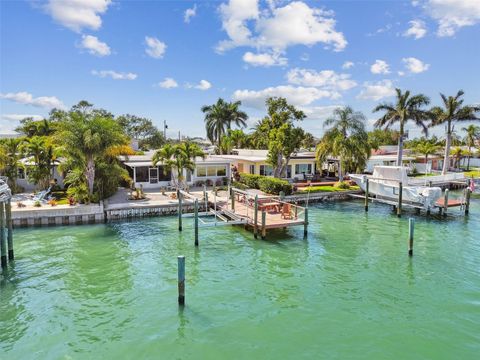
[286,165,292,178]
[249,164,255,174]
[207,166,216,176]
[216,165,227,176]
[197,166,207,177]
[295,164,312,175]
[158,166,171,181]
[135,167,149,182]
[259,165,273,176]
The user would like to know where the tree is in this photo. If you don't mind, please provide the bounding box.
[0,138,24,192]
[430,90,480,174]
[315,107,370,181]
[152,142,205,189]
[56,102,129,202]
[373,88,430,166]
[227,129,247,149]
[23,136,59,189]
[450,147,464,169]
[414,141,440,173]
[302,132,316,150]
[116,114,165,150]
[202,98,248,153]
[462,124,480,170]
[368,129,400,150]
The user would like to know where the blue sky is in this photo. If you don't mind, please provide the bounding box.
[1,0,479,139]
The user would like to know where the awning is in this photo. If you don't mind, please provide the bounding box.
[123,161,154,167]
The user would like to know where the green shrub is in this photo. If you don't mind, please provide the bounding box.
[258,177,292,195]
[334,181,350,190]
[238,173,262,189]
[232,181,248,190]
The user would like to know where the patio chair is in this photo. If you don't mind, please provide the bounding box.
[281,203,293,219]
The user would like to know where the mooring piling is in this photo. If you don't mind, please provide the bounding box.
[253,195,259,239]
[443,189,449,216]
[178,190,183,231]
[178,255,185,305]
[0,202,6,268]
[194,198,199,246]
[364,178,369,212]
[231,189,235,211]
[303,207,308,237]
[6,200,13,260]
[465,188,471,216]
[397,182,403,218]
[408,218,414,256]
[261,210,266,239]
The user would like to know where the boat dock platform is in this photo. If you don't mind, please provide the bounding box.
[178,187,308,242]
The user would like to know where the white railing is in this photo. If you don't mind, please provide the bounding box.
[409,173,466,186]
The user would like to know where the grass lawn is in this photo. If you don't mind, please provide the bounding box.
[297,185,360,193]
[463,169,480,178]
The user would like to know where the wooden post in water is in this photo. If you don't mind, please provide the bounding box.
[253,195,259,239]
[261,210,266,239]
[443,189,449,216]
[6,200,13,260]
[397,182,403,218]
[304,207,309,237]
[0,202,6,268]
[178,255,185,305]
[231,189,235,211]
[178,190,183,231]
[408,218,414,256]
[194,199,199,246]
[364,178,369,212]
[465,188,471,216]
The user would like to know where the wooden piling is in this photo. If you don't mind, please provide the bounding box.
[253,195,259,239]
[408,218,414,256]
[178,190,183,231]
[178,255,185,305]
[443,189,449,216]
[194,199,199,246]
[364,178,369,212]
[0,202,6,268]
[231,189,235,211]
[397,182,403,218]
[304,207,308,237]
[6,200,13,260]
[261,210,266,239]
[465,188,471,215]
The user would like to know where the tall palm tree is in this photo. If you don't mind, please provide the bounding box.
[450,147,464,170]
[430,90,480,174]
[373,88,430,166]
[414,141,440,173]
[462,124,480,170]
[201,98,248,153]
[315,106,370,181]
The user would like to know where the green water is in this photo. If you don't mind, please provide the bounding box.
[1,197,479,359]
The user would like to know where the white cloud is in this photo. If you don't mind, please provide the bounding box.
[233,85,336,109]
[423,0,480,37]
[0,91,65,109]
[184,4,197,23]
[342,61,354,69]
[403,19,427,39]
[186,80,212,90]
[286,68,357,92]
[80,35,111,56]
[145,36,167,59]
[402,57,430,73]
[2,114,44,121]
[357,80,396,101]
[91,70,137,80]
[370,60,390,74]
[44,0,112,32]
[158,78,178,89]
[217,0,347,55]
[300,105,342,120]
[242,51,287,67]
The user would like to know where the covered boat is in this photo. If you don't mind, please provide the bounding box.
[0,176,12,202]
[350,166,442,209]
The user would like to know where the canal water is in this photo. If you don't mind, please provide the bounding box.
[1,196,479,359]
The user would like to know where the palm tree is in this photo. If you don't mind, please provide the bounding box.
[450,147,464,170]
[201,98,248,153]
[414,141,440,173]
[373,88,430,166]
[430,90,480,174]
[315,107,370,181]
[462,124,480,170]
[0,138,24,192]
[228,129,247,149]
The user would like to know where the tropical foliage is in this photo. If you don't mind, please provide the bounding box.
[462,124,480,170]
[315,106,370,181]
[373,88,430,165]
[430,90,480,174]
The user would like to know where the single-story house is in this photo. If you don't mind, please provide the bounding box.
[119,151,232,188]
[14,158,64,191]
[365,154,415,173]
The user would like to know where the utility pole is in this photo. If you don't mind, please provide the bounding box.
[163,120,168,139]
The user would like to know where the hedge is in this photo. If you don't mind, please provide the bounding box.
[238,173,262,189]
[258,177,292,195]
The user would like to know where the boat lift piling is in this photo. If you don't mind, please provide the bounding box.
[408,218,414,256]
[364,178,369,212]
[397,182,403,218]
[0,202,6,268]
[0,178,14,268]
[178,255,185,306]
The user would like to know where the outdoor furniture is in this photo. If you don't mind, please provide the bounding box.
[259,201,280,213]
[281,203,293,219]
